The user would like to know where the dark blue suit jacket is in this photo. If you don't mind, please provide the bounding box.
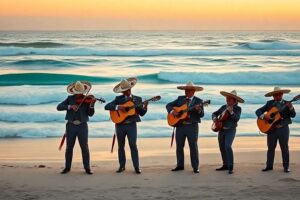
[212,104,242,129]
[57,95,95,122]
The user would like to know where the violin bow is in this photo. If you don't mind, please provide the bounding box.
[74,87,92,112]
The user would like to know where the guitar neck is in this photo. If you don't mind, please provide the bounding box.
[186,101,209,112]
[128,97,156,109]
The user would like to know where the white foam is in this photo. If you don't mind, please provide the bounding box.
[158,70,300,85]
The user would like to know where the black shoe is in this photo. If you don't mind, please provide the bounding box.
[262,167,273,172]
[85,169,93,175]
[216,165,228,171]
[284,168,290,173]
[171,166,184,171]
[60,168,70,174]
[135,168,141,174]
[193,168,199,173]
[228,169,234,174]
[116,167,125,173]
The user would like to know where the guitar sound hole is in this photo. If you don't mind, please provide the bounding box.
[268,118,274,124]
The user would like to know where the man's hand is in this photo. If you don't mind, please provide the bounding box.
[172,110,180,117]
[227,106,233,114]
[286,102,294,110]
[90,97,96,107]
[70,105,78,111]
[194,104,202,113]
[263,114,270,121]
[143,101,149,110]
[118,105,127,111]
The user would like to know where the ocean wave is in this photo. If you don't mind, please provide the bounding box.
[0,73,116,86]
[237,41,300,50]
[9,59,84,67]
[0,42,65,48]
[1,119,300,138]
[1,45,300,57]
[158,70,300,85]
[1,71,300,86]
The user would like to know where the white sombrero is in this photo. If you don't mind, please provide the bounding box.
[177,81,203,92]
[220,90,245,103]
[113,77,137,93]
[67,81,91,94]
[265,86,291,97]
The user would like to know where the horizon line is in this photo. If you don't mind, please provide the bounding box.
[1,29,300,32]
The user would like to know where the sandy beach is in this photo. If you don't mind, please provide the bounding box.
[1,137,300,200]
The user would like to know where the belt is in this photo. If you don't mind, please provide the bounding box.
[69,120,82,125]
[275,124,283,129]
[182,121,193,125]
[122,120,135,125]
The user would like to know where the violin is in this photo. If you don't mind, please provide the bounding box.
[75,94,106,105]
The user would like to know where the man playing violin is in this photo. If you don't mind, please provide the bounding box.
[57,81,96,175]
[256,87,296,173]
[166,81,204,173]
[212,90,244,174]
[105,77,148,174]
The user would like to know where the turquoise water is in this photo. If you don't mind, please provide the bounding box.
[0,31,299,138]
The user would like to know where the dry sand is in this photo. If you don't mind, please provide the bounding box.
[1,137,300,200]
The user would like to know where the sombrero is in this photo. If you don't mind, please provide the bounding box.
[113,77,137,93]
[67,81,91,94]
[220,90,245,103]
[265,87,290,97]
[177,81,203,92]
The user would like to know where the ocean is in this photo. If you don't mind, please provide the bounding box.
[0,31,299,138]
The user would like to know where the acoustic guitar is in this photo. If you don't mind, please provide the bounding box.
[167,100,211,127]
[211,106,232,132]
[257,94,300,134]
[110,95,161,124]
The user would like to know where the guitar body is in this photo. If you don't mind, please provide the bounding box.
[257,106,282,134]
[167,104,189,127]
[109,95,161,124]
[211,121,223,132]
[110,101,136,124]
[211,110,230,132]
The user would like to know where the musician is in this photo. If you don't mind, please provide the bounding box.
[166,81,204,173]
[105,77,148,174]
[212,90,244,174]
[57,81,96,175]
[256,87,296,173]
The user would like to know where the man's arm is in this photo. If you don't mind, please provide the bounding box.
[57,97,69,111]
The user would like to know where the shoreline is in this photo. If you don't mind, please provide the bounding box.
[1,137,300,162]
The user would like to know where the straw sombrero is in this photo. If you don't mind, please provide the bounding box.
[265,87,291,97]
[67,81,91,94]
[220,90,245,103]
[113,77,137,93]
[177,81,203,92]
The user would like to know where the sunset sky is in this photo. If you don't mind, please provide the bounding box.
[0,0,299,30]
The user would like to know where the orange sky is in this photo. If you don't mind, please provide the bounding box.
[0,0,299,30]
